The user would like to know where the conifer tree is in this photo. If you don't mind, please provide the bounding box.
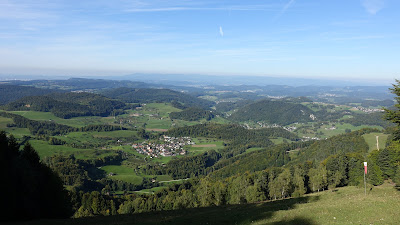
[384,79,400,140]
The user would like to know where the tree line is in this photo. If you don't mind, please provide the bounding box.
[2,92,127,119]
[169,107,216,121]
[1,111,129,136]
[166,123,299,148]
[101,87,214,109]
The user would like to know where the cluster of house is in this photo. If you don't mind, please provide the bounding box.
[302,136,321,141]
[132,136,195,158]
[353,106,384,113]
[243,122,297,132]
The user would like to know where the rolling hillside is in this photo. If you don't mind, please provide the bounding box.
[101,88,214,109]
[0,84,62,105]
[3,92,126,119]
[229,99,314,125]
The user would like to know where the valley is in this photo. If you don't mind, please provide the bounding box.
[1,79,399,223]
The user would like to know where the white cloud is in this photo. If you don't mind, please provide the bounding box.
[219,26,224,37]
[361,0,385,15]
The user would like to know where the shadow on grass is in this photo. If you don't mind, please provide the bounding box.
[14,195,319,225]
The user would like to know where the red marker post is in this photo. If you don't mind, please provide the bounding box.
[364,162,367,195]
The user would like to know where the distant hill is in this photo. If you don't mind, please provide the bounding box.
[169,107,215,121]
[3,92,126,119]
[215,100,254,113]
[7,78,150,91]
[102,88,214,109]
[0,84,61,105]
[228,99,314,125]
[6,78,207,94]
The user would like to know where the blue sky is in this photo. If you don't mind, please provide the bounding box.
[0,0,399,83]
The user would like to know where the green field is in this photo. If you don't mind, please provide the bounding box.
[185,137,225,155]
[245,147,264,154]
[155,175,174,182]
[363,132,389,152]
[9,111,103,128]
[100,165,143,185]
[270,137,292,145]
[0,115,31,138]
[121,103,229,130]
[55,130,138,149]
[294,121,383,139]
[29,140,90,158]
[11,182,400,225]
[29,140,118,159]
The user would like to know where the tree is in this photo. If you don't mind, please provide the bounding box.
[292,167,306,197]
[269,169,292,200]
[0,132,72,221]
[384,79,400,141]
[308,164,327,192]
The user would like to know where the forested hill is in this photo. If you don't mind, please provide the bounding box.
[0,84,62,105]
[293,128,375,163]
[169,107,216,121]
[229,99,314,125]
[2,92,127,119]
[166,123,299,147]
[101,88,214,109]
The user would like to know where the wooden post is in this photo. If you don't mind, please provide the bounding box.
[364,171,366,196]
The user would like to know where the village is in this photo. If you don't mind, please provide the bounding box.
[132,135,195,158]
[352,106,384,113]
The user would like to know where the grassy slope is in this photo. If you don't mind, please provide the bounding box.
[10,182,400,225]
[100,165,143,185]
[363,132,389,152]
[8,111,98,128]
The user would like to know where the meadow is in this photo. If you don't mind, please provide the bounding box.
[363,132,389,152]
[9,182,400,225]
[100,165,143,185]
[8,111,104,128]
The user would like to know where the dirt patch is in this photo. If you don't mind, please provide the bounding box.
[192,144,217,147]
[146,128,168,132]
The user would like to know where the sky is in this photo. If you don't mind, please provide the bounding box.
[0,0,399,83]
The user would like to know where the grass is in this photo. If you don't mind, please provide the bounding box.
[114,103,229,130]
[270,137,292,145]
[29,140,90,158]
[11,182,400,225]
[29,140,118,159]
[100,165,143,185]
[0,116,13,129]
[135,186,168,194]
[185,138,225,155]
[363,132,389,152]
[155,175,174,182]
[0,115,31,138]
[245,147,264,154]
[8,111,103,128]
[294,121,383,139]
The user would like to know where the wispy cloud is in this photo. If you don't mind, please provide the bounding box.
[274,0,296,20]
[331,35,385,41]
[219,26,224,37]
[0,1,54,19]
[361,0,385,15]
[124,4,279,12]
[282,0,296,14]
